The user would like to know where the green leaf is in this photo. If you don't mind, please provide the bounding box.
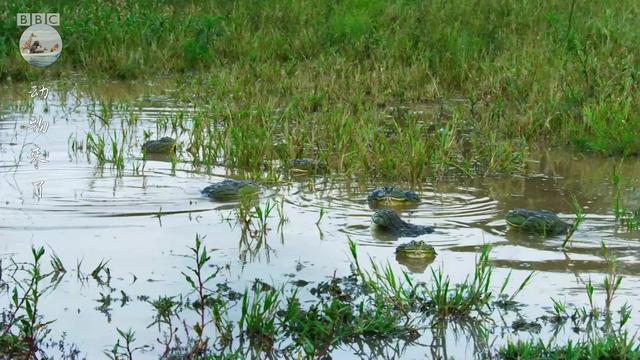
[182,272,196,289]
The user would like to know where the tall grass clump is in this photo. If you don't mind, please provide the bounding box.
[349,240,532,321]
[499,334,640,360]
[423,246,533,320]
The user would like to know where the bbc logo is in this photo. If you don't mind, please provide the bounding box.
[17,13,60,26]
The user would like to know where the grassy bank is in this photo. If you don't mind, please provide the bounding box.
[1,0,639,175]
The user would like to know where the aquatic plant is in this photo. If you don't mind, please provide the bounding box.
[48,251,66,284]
[253,200,276,234]
[238,287,281,350]
[181,234,224,353]
[276,197,288,225]
[563,194,586,248]
[601,242,623,316]
[499,332,640,360]
[281,293,413,358]
[105,328,148,360]
[316,207,325,226]
[148,296,181,357]
[349,240,532,321]
[90,259,111,287]
[2,236,639,358]
[0,247,59,358]
[423,246,533,320]
[613,166,625,220]
[611,166,640,231]
[85,132,106,165]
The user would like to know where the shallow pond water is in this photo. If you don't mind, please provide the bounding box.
[1,82,640,359]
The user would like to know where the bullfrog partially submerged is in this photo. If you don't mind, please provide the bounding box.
[367,187,420,206]
[201,179,260,201]
[142,137,176,154]
[372,209,434,238]
[287,158,327,175]
[395,240,437,273]
[505,209,569,236]
[395,240,436,259]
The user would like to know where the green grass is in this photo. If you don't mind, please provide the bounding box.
[612,166,640,231]
[423,246,533,320]
[2,0,639,178]
[499,333,640,360]
[281,295,412,358]
[0,247,60,359]
[238,287,281,350]
[350,240,533,320]
[563,194,586,247]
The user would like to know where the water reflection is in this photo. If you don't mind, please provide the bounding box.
[395,253,435,274]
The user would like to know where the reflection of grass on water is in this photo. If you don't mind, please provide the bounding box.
[2,236,638,358]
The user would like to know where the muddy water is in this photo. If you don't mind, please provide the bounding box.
[1,83,640,359]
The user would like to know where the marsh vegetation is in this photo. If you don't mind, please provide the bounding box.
[1,0,639,358]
